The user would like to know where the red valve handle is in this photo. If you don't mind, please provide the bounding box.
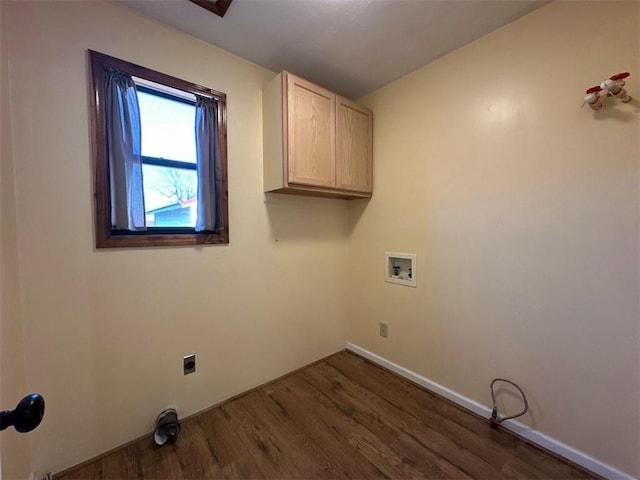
[610,72,630,81]
[586,85,602,94]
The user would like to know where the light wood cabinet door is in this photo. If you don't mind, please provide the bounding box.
[286,73,335,188]
[263,71,373,199]
[336,96,373,193]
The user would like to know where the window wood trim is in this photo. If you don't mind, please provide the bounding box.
[88,50,229,248]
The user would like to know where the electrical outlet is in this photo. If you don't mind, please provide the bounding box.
[379,322,389,338]
[183,354,196,375]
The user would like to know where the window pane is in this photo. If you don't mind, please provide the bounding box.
[138,90,196,164]
[143,164,197,228]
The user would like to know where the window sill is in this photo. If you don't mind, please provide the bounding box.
[96,230,228,248]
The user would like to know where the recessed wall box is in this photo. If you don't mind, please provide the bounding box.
[385,252,416,287]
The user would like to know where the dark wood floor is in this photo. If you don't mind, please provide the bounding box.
[58,351,597,479]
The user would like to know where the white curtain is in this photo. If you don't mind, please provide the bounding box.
[105,69,146,231]
[195,96,223,232]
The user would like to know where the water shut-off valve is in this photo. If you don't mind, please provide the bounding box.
[584,72,632,110]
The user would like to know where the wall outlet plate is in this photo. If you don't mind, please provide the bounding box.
[183,354,196,375]
[379,322,389,338]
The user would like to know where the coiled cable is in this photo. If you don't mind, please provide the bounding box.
[489,378,529,428]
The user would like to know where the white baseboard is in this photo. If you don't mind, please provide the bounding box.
[345,342,636,480]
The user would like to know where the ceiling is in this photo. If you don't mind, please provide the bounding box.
[116,0,548,99]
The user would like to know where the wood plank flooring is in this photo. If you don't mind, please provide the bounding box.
[57,351,598,479]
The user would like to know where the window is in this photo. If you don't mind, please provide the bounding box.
[89,50,228,247]
[137,86,197,228]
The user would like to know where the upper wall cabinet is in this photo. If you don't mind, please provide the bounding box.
[263,71,373,199]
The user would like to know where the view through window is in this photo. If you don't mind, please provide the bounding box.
[137,86,198,228]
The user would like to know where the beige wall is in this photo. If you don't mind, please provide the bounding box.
[349,1,639,476]
[0,0,32,477]
[4,0,639,477]
[5,1,348,475]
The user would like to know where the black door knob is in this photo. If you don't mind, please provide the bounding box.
[0,393,45,433]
